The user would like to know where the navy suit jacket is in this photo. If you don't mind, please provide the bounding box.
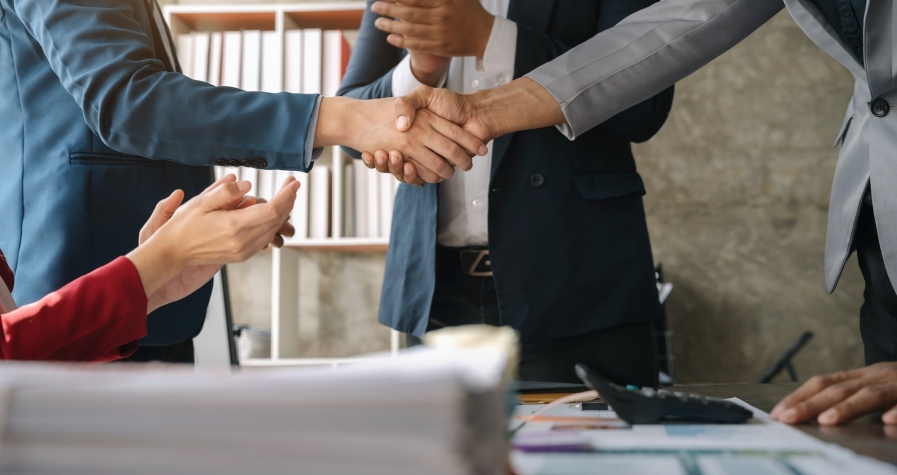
[0,0,318,345]
[339,0,674,342]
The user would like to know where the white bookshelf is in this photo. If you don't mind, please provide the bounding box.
[167,3,400,365]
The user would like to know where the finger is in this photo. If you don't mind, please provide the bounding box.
[387,150,406,183]
[370,1,431,23]
[139,189,185,244]
[201,173,238,195]
[818,383,897,426]
[200,180,252,212]
[774,379,866,424]
[374,150,391,174]
[361,152,376,169]
[240,179,299,224]
[884,404,897,425]
[374,17,430,37]
[427,111,488,162]
[279,220,296,239]
[416,119,473,172]
[270,233,285,249]
[386,34,443,55]
[770,371,860,419]
[236,196,260,210]
[407,157,442,184]
[403,160,425,187]
[395,85,436,132]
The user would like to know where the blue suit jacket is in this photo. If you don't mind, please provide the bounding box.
[0,0,318,345]
[339,0,674,342]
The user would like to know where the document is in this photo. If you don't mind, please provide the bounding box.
[511,399,897,475]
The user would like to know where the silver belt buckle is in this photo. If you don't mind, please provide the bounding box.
[460,250,492,277]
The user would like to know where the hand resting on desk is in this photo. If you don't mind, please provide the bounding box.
[770,362,897,426]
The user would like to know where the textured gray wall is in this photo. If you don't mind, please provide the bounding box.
[634,11,863,383]
[169,2,867,382]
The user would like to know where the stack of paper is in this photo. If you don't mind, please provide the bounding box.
[0,347,509,475]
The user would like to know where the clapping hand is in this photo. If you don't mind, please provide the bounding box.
[129,174,299,313]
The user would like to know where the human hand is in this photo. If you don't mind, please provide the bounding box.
[769,362,897,426]
[371,0,495,59]
[314,97,488,184]
[128,174,299,310]
[136,175,297,312]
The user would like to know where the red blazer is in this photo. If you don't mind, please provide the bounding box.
[0,250,147,362]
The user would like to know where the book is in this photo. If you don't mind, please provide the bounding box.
[260,31,282,94]
[208,32,223,86]
[283,30,303,94]
[176,33,194,79]
[308,164,330,239]
[241,168,259,199]
[322,30,350,97]
[291,171,310,239]
[379,173,396,238]
[221,30,242,88]
[352,159,368,238]
[302,29,323,95]
[364,165,380,238]
[192,31,211,82]
[257,168,275,202]
[241,30,262,92]
[344,162,354,237]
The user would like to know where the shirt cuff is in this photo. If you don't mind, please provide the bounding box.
[475,16,517,85]
[391,54,448,97]
[304,95,324,169]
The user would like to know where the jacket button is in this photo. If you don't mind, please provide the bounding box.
[216,159,228,167]
[871,99,890,117]
[227,159,241,167]
[241,159,254,168]
[254,158,268,169]
[530,174,545,187]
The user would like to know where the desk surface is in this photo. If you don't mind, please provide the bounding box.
[682,382,897,466]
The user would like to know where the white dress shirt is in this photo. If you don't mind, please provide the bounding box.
[391,0,517,247]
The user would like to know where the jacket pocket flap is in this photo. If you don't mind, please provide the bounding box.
[574,172,646,200]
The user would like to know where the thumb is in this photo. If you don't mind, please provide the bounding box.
[201,180,252,211]
[395,85,433,132]
[140,190,184,244]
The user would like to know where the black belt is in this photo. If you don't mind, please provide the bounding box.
[436,246,492,277]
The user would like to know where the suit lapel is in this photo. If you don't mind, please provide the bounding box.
[864,0,896,98]
[491,0,556,179]
[783,0,866,79]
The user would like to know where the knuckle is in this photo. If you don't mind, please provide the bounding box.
[446,143,462,158]
[807,375,829,390]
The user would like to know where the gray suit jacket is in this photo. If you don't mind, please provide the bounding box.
[527,0,897,295]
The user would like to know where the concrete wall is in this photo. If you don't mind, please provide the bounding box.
[167,1,867,382]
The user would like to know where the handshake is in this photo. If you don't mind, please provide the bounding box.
[317,78,564,187]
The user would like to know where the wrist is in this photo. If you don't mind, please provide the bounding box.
[126,236,183,299]
[313,97,354,148]
[471,77,565,138]
[409,60,447,88]
[474,14,496,59]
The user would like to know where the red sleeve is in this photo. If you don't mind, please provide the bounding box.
[0,257,148,362]
[0,250,13,291]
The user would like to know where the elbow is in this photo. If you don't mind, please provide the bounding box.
[627,86,675,144]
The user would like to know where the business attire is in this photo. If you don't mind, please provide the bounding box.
[339,0,674,384]
[0,250,148,362]
[0,0,320,360]
[525,0,897,364]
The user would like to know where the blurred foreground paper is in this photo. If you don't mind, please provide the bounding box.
[0,346,508,475]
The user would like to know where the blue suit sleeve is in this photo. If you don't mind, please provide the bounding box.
[9,0,318,171]
[515,0,674,143]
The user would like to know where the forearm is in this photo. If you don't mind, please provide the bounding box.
[126,239,182,313]
[472,77,567,139]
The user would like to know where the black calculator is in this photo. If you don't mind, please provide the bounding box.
[574,364,753,424]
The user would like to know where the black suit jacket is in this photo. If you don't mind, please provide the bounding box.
[338,0,674,342]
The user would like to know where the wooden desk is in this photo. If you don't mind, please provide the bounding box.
[682,383,897,466]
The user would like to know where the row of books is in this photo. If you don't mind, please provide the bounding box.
[176,29,399,240]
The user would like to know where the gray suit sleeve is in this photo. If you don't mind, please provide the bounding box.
[526,0,784,139]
